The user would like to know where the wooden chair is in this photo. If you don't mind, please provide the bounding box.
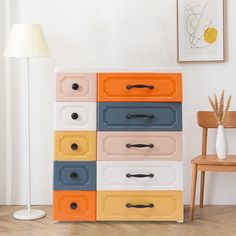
[190,111,236,221]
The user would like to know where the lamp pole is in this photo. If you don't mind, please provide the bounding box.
[12,57,46,220]
[26,57,31,213]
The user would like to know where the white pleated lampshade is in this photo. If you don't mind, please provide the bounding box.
[3,23,50,57]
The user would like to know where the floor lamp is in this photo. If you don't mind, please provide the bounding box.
[3,24,50,220]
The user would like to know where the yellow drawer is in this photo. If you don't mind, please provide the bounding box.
[54,131,96,161]
[97,191,183,222]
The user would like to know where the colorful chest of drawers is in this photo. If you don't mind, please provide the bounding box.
[53,71,183,222]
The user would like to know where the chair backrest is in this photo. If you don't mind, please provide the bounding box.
[197,111,236,155]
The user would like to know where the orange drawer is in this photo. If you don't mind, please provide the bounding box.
[53,191,96,221]
[54,131,96,161]
[97,73,182,102]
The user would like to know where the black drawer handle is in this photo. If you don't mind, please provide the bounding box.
[72,83,79,91]
[126,114,154,119]
[70,172,78,180]
[71,143,78,151]
[71,113,79,120]
[126,143,154,148]
[126,84,154,90]
[126,203,154,209]
[70,202,78,210]
[126,173,154,178]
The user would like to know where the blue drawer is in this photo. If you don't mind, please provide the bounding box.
[98,102,182,131]
[53,161,96,190]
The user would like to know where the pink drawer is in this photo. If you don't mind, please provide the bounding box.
[56,73,96,102]
[97,132,182,161]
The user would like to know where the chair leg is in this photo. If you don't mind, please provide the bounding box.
[190,164,197,221]
[200,171,205,208]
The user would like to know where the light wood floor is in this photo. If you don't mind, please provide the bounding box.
[0,206,236,236]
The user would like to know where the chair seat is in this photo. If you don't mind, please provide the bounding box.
[192,154,236,166]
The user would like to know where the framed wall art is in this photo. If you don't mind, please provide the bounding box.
[177,0,224,62]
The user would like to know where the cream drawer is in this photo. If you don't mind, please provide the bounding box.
[97,132,182,161]
[97,190,183,221]
[97,161,183,190]
[54,102,96,131]
[56,73,97,102]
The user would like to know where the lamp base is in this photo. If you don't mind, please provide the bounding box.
[13,209,46,220]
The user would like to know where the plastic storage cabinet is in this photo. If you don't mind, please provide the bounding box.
[53,71,183,222]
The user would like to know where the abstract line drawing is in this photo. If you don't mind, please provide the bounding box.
[185,3,217,49]
[177,0,224,61]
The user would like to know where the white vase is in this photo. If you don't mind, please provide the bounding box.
[216,125,228,160]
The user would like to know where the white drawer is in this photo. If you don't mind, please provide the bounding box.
[54,102,96,131]
[97,161,183,190]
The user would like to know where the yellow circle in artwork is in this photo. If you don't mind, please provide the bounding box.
[204,27,218,44]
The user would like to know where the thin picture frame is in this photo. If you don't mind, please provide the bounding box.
[177,0,225,62]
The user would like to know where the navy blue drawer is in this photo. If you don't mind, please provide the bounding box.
[53,161,96,190]
[98,102,182,131]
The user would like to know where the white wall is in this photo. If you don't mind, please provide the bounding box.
[2,0,236,205]
[0,0,6,204]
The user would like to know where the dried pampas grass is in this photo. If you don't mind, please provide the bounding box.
[208,90,231,126]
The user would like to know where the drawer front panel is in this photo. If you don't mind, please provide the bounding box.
[97,161,183,190]
[97,73,182,102]
[97,191,183,221]
[55,102,96,131]
[98,102,182,131]
[97,132,182,161]
[55,131,96,161]
[54,161,96,190]
[56,73,97,102]
[53,190,96,221]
